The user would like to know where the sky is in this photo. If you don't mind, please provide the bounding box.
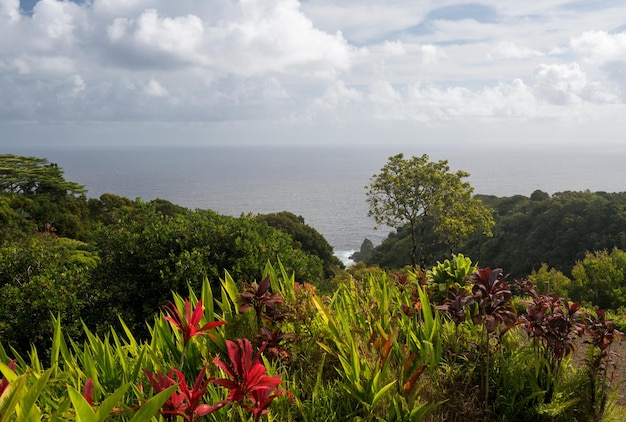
[2,0,626,148]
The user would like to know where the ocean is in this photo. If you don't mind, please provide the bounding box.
[4,143,626,265]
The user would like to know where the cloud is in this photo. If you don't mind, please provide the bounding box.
[100,0,355,76]
[0,0,625,145]
[144,78,168,97]
[533,63,619,105]
[487,41,543,60]
[571,30,626,63]
[1,0,20,23]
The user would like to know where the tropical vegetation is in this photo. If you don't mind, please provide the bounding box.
[2,153,626,420]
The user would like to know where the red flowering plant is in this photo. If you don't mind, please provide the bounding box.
[163,298,226,368]
[143,367,224,422]
[164,299,226,348]
[0,359,16,398]
[82,378,94,406]
[213,338,292,421]
[0,359,18,418]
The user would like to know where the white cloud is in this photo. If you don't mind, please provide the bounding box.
[533,63,618,105]
[0,0,20,23]
[31,0,85,48]
[571,31,626,63]
[0,0,625,147]
[144,78,168,97]
[488,41,543,60]
[107,9,205,65]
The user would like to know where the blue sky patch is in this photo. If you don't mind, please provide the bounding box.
[19,0,85,14]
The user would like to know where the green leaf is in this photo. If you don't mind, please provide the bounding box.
[50,314,62,378]
[16,368,52,420]
[129,347,147,384]
[118,316,140,352]
[95,383,130,420]
[0,373,26,419]
[372,380,397,408]
[201,276,214,320]
[67,385,97,422]
[129,385,177,422]
[222,270,240,312]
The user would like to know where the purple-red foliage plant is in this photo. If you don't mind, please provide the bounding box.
[581,309,622,419]
[255,326,295,363]
[468,268,517,334]
[518,281,585,372]
[517,280,586,404]
[238,275,285,330]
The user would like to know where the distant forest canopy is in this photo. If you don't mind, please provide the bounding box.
[360,189,626,279]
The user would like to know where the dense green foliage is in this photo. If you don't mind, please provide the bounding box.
[90,203,325,337]
[0,155,332,354]
[0,235,99,353]
[366,153,494,269]
[255,211,344,277]
[569,248,626,310]
[466,190,626,278]
[367,190,626,280]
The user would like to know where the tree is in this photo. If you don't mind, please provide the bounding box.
[256,211,343,277]
[0,235,99,354]
[0,154,85,197]
[569,248,626,310]
[366,153,494,269]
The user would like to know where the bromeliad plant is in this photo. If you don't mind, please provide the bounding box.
[427,253,475,303]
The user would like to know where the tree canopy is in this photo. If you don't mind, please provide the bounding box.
[366,153,494,269]
[0,154,85,197]
[367,189,626,281]
[256,211,343,277]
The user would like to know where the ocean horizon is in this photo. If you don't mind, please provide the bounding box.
[4,143,626,265]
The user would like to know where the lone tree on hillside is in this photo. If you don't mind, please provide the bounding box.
[366,153,494,269]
